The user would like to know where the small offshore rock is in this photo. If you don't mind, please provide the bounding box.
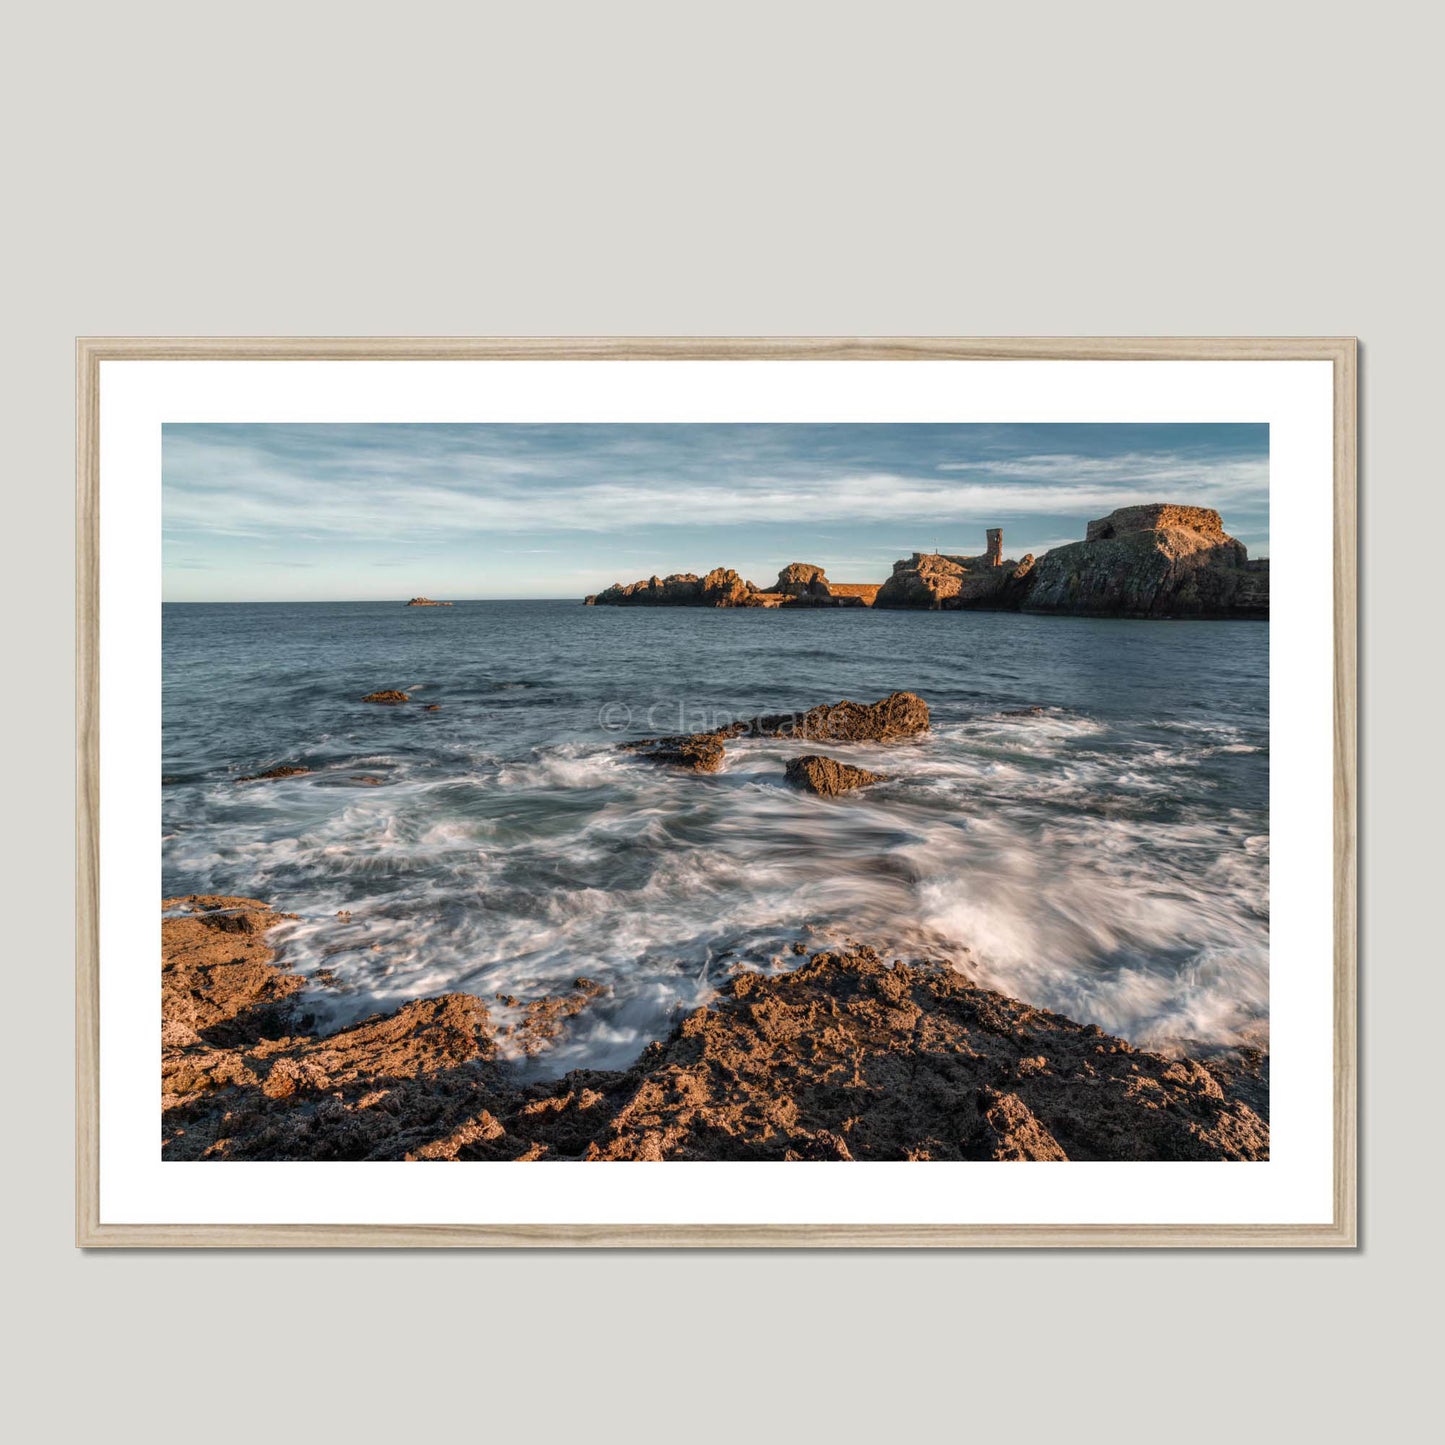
[785,754,887,796]
[362,690,410,704]
[238,765,311,782]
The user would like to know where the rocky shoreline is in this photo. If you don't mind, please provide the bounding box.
[161,895,1269,1162]
[585,503,1268,619]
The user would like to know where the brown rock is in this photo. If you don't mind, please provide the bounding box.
[753,690,929,744]
[237,765,311,782]
[590,572,705,606]
[160,895,303,1053]
[774,562,831,599]
[875,531,1029,610]
[362,690,410,704]
[581,949,1269,1162]
[160,899,1268,1163]
[700,567,758,607]
[620,730,734,772]
[784,754,887,796]
[502,979,609,1057]
[1024,504,1268,618]
[620,692,928,774]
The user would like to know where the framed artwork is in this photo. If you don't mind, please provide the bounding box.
[76,337,1356,1246]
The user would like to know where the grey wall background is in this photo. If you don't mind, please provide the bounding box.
[7,2,1436,1438]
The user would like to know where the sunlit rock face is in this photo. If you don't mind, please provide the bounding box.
[1024,504,1268,618]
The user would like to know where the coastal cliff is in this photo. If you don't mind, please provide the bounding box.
[583,504,1267,618]
[1021,505,1268,618]
[161,896,1268,1162]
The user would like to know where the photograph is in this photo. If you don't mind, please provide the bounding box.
[159,418,1274,1165]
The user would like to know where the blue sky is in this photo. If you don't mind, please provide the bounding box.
[162,422,1269,601]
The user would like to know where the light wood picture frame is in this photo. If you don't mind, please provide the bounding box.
[77,336,1357,1247]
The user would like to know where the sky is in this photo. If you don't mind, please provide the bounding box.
[162,422,1269,602]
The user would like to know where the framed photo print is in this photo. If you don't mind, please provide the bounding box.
[77,337,1356,1246]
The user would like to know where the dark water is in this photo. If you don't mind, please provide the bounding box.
[162,601,1269,1071]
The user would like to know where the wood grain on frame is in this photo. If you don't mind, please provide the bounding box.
[75,337,1358,1248]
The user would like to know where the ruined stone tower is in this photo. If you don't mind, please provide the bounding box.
[985,528,1003,566]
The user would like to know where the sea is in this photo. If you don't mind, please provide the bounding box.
[162,601,1269,1073]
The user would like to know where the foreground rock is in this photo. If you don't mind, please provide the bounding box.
[621,691,929,772]
[784,754,887,796]
[161,896,304,1054]
[1022,504,1269,618]
[237,765,311,783]
[161,900,1267,1161]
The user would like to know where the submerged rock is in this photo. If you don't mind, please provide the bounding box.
[501,978,609,1058]
[620,728,738,773]
[160,902,1268,1162]
[784,754,887,796]
[237,765,311,783]
[362,690,411,704]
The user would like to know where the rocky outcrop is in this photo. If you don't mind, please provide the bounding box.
[161,899,1268,1162]
[700,567,757,607]
[1022,504,1268,618]
[405,597,452,606]
[784,754,887,796]
[161,896,304,1054]
[621,692,930,772]
[762,690,930,744]
[588,562,874,608]
[588,571,765,608]
[582,507,1265,619]
[774,562,831,599]
[874,551,968,609]
[362,690,410,704]
[875,530,1035,610]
